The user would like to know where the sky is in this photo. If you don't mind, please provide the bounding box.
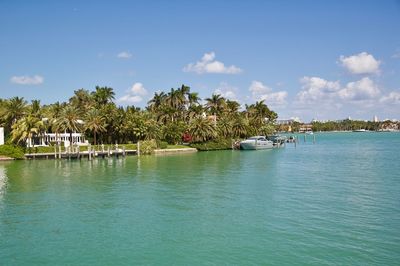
[1,0,400,122]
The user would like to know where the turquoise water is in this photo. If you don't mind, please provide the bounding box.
[1,132,400,265]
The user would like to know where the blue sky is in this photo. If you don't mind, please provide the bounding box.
[1,0,400,121]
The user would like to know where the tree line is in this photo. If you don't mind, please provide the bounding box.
[0,85,278,147]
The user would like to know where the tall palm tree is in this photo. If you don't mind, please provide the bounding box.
[84,109,107,145]
[147,92,166,111]
[92,86,115,106]
[4,97,27,126]
[29,100,41,117]
[70,89,93,113]
[165,88,185,121]
[205,94,226,124]
[188,92,201,106]
[54,105,83,145]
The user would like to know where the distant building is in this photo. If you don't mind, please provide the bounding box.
[373,115,379,122]
[0,127,4,145]
[275,117,302,125]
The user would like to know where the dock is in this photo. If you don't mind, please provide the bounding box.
[25,149,137,160]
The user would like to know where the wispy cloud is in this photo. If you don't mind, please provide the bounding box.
[183,52,242,74]
[117,51,133,59]
[10,75,44,85]
[339,52,381,74]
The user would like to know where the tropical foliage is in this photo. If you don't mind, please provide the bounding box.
[0,85,279,147]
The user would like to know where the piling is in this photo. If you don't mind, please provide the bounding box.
[88,145,92,160]
[137,141,140,156]
[54,145,57,159]
[123,146,126,157]
[107,147,110,157]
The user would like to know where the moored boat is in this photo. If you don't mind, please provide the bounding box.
[240,136,274,150]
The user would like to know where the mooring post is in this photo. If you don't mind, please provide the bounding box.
[77,146,80,159]
[54,145,57,159]
[88,145,92,160]
[107,146,110,157]
[137,141,140,156]
[123,146,126,157]
[313,135,316,144]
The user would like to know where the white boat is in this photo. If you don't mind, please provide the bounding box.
[353,129,368,132]
[305,131,314,135]
[240,136,274,150]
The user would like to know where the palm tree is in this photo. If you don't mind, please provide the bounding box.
[29,100,41,117]
[205,94,226,125]
[188,117,217,142]
[54,105,83,145]
[164,88,186,121]
[225,100,240,117]
[147,92,166,111]
[188,92,201,106]
[11,115,44,147]
[187,104,204,122]
[70,89,93,113]
[84,109,107,145]
[232,115,248,138]
[217,116,233,138]
[92,86,115,106]
[4,97,27,126]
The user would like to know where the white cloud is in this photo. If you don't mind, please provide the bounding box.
[338,77,380,101]
[214,82,238,101]
[117,82,148,104]
[130,82,147,96]
[259,91,288,105]
[380,91,400,104]
[249,81,287,106]
[183,52,242,74]
[10,75,44,85]
[339,52,381,74]
[117,51,133,59]
[249,80,271,94]
[297,76,340,102]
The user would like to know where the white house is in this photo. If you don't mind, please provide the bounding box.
[0,127,4,145]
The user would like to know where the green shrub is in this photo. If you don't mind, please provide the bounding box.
[158,141,168,149]
[0,145,25,159]
[189,139,232,151]
[139,140,157,155]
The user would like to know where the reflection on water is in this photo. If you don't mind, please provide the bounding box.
[0,163,8,204]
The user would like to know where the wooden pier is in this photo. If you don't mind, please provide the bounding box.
[25,148,137,160]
